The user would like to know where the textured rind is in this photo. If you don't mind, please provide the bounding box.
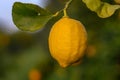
[48,17,87,68]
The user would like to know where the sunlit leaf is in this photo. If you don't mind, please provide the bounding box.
[12,2,53,31]
[82,0,102,11]
[97,3,120,18]
[82,0,120,18]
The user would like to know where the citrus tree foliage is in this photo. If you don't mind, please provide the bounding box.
[12,0,120,31]
[12,2,53,31]
[82,0,120,18]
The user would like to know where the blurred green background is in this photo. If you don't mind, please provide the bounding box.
[0,0,120,80]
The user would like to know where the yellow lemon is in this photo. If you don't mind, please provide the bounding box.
[48,17,87,68]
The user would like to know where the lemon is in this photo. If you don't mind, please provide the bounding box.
[48,17,87,68]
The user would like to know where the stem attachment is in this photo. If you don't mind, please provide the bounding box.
[63,0,73,17]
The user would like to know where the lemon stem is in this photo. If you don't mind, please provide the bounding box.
[63,0,73,17]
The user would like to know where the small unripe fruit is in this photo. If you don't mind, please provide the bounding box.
[29,69,42,80]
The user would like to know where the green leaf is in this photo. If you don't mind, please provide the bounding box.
[82,0,102,11]
[82,0,120,18]
[12,2,53,31]
[97,3,120,18]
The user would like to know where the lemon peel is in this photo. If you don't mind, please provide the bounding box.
[48,17,87,68]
